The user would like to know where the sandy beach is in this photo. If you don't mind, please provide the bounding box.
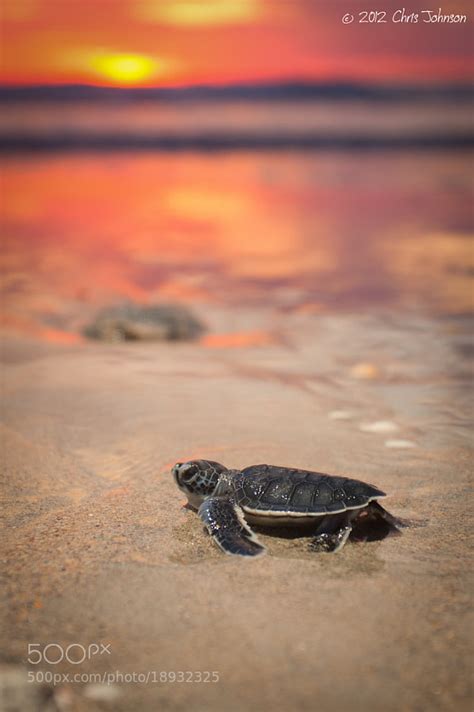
[1,305,472,711]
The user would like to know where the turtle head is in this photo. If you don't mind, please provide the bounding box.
[172,460,227,508]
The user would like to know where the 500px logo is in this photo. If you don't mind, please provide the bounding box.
[27,643,111,665]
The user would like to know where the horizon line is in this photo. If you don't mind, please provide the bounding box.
[0,79,472,103]
[2,132,472,154]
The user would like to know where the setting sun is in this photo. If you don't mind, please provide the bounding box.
[88,53,158,85]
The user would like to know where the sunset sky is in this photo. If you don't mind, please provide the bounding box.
[1,0,472,87]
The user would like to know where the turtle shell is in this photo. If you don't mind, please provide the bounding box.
[233,464,386,516]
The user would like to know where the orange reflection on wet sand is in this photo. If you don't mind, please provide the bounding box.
[201,331,276,348]
[1,151,472,341]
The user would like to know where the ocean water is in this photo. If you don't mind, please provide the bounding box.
[0,96,471,145]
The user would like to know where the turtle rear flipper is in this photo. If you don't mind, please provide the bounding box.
[351,501,404,542]
[369,500,407,529]
[310,526,352,553]
[198,497,265,557]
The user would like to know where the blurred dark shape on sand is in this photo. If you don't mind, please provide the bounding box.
[83,303,205,342]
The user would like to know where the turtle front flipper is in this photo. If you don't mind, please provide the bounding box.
[198,497,265,557]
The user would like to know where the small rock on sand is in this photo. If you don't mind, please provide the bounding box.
[385,439,417,448]
[328,410,354,420]
[83,683,121,702]
[349,362,382,379]
[359,420,399,433]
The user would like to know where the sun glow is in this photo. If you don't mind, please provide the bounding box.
[140,0,261,26]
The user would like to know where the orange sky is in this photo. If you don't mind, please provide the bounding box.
[1,0,473,86]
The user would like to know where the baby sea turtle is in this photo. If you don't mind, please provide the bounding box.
[173,460,402,557]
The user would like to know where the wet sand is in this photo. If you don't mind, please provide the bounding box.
[1,308,472,711]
